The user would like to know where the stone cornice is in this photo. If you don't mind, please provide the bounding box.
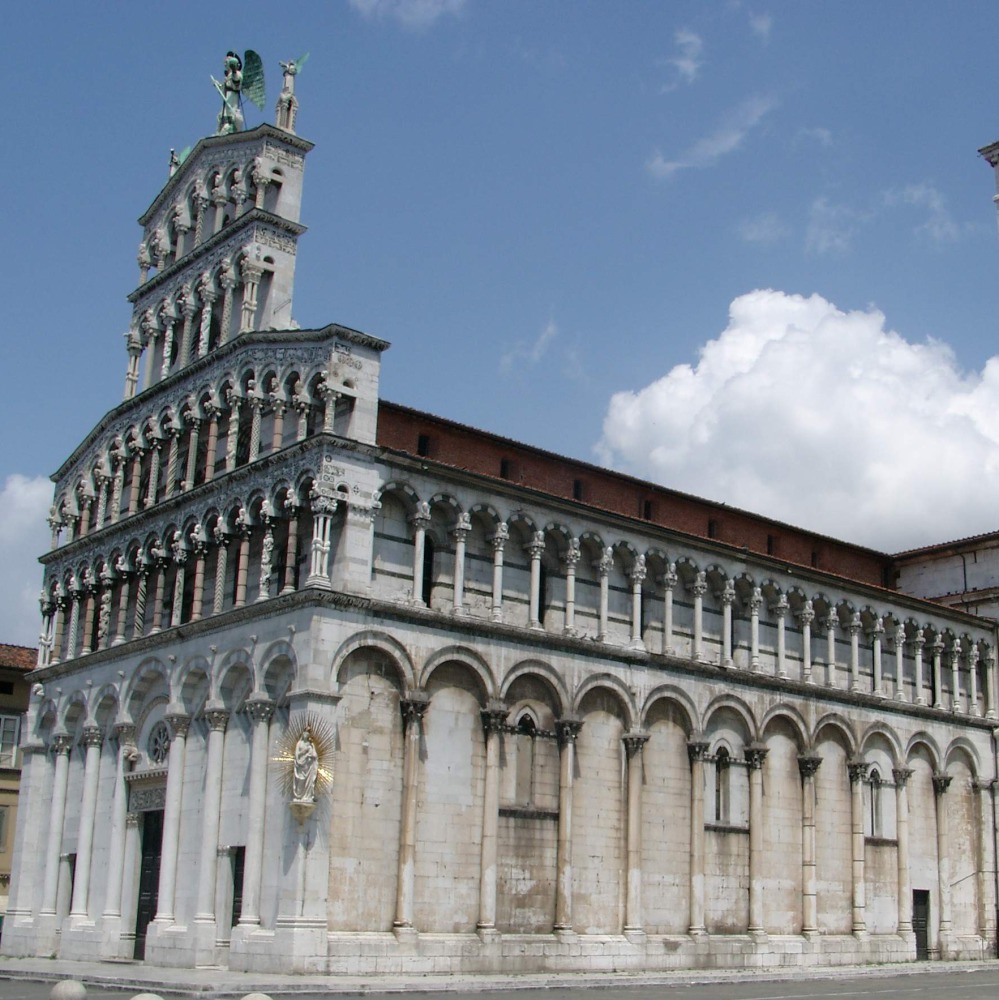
[139,124,315,225]
[31,581,999,736]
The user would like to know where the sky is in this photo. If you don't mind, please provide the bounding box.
[5,1,999,645]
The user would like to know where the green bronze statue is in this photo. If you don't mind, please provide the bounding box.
[212,50,265,135]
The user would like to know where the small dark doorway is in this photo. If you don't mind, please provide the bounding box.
[133,810,164,960]
[913,889,930,959]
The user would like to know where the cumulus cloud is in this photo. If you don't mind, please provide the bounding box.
[648,95,775,179]
[660,29,704,90]
[596,289,999,552]
[348,0,466,29]
[0,475,50,647]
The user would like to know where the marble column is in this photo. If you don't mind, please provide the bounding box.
[950,640,963,714]
[933,772,953,953]
[239,699,275,926]
[691,572,707,662]
[155,714,191,923]
[772,594,788,678]
[871,618,884,698]
[102,725,137,922]
[895,624,907,702]
[746,743,769,935]
[282,503,300,594]
[720,581,735,667]
[409,503,431,606]
[477,705,507,933]
[597,548,612,642]
[687,739,709,935]
[563,539,580,635]
[490,525,508,623]
[969,647,981,716]
[623,732,650,934]
[848,759,870,935]
[629,558,647,650]
[233,522,251,608]
[39,734,73,915]
[799,600,814,684]
[987,649,998,719]
[203,410,220,482]
[973,779,997,943]
[893,766,913,936]
[914,633,927,706]
[394,693,429,930]
[554,718,583,932]
[452,514,470,616]
[932,637,945,709]
[749,588,763,672]
[662,564,678,656]
[799,753,822,935]
[195,710,229,926]
[190,535,207,621]
[824,613,838,687]
[528,531,545,630]
[69,726,104,918]
[846,612,860,690]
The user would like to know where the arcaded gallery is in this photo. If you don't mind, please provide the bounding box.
[3,55,999,975]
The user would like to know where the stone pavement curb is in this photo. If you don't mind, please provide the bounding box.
[1,958,999,998]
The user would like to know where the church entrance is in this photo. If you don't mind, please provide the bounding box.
[912,889,930,960]
[133,810,164,960]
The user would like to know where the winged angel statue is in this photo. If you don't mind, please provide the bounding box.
[212,50,265,135]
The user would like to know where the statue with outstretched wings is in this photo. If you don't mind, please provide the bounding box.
[212,49,266,135]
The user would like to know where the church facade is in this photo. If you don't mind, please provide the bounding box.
[3,61,999,975]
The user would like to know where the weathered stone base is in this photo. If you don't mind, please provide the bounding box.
[222,929,986,976]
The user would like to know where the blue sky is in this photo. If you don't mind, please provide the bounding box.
[5,1,999,643]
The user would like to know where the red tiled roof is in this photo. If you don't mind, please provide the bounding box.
[0,644,36,672]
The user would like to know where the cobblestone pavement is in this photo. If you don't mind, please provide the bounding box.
[2,962,999,1000]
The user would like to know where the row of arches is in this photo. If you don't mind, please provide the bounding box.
[19,637,991,954]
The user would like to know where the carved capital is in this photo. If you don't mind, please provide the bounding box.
[847,759,870,784]
[932,773,953,796]
[622,732,650,757]
[81,726,104,750]
[400,692,430,726]
[687,739,711,764]
[205,709,230,732]
[892,766,914,788]
[555,718,583,746]
[480,708,508,735]
[245,699,275,726]
[166,714,191,739]
[744,743,769,770]
[51,733,73,756]
[797,753,822,778]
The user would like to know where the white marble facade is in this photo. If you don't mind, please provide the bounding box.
[4,76,999,977]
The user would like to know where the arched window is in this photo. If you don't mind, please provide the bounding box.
[715,746,731,823]
[868,768,883,837]
[515,714,536,805]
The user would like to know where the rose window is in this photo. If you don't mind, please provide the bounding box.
[147,721,171,764]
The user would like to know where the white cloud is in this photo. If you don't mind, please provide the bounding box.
[738,212,789,245]
[661,29,704,90]
[500,319,558,375]
[648,95,776,179]
[596,289,999,552]
[883,183,962,244]
[805,196,862,255]
[0,475,50,647]
[347,0,466,29]
[748,12,772,42]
